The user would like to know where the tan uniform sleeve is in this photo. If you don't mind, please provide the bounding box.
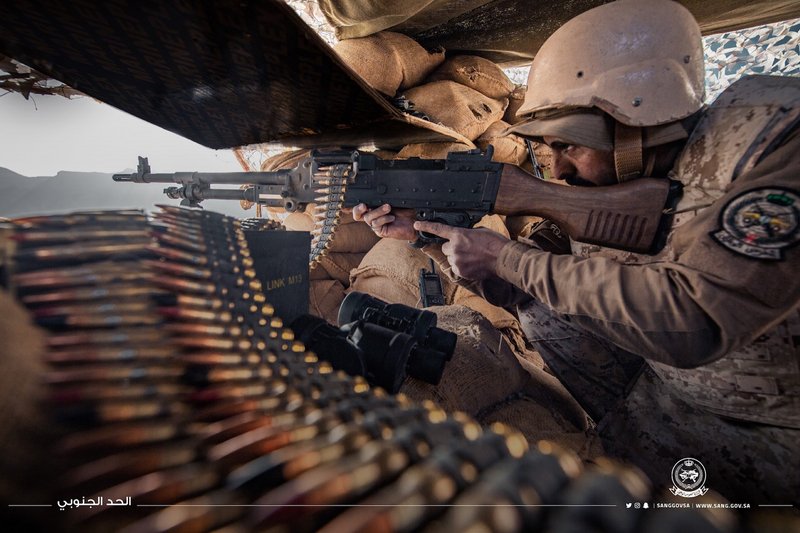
[494,130,800,368]
[421,242,531,307]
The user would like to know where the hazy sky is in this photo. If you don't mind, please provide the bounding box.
[0,91,240,176]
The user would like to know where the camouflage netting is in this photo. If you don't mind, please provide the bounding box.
[704,17,800,101]
[503,17,800,99]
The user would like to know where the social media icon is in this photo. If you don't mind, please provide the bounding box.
[634,502,641,509]
[643,503,649,509]
[626,503,632,508]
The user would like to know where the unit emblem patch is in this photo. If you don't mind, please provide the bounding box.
[711,188,800,260]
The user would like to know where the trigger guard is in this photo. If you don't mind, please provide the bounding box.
[410,230,446,248]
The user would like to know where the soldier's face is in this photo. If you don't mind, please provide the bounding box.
[542,136,616,186]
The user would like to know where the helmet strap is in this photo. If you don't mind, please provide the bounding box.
[613,123,643,182]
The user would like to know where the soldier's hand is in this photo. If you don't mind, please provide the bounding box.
[353,203,417,241]
[413,221,509,280]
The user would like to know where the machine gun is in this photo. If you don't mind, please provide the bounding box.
[113,147,681,262]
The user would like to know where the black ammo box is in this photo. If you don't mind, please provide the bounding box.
[244,230,310,324]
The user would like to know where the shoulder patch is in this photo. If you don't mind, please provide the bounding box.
[711,187,800,260]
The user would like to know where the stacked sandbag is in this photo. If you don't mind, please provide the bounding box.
[308,215,381,323]
[427,54,514,100]
[401,81,506,142]
[350,237,459,307]
[400,306,601,460]
[333,31,445,97]
[396,141,471,159]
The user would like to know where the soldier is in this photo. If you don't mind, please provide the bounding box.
[354,0,800,504]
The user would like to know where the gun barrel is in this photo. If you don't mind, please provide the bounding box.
[113,171,284,185]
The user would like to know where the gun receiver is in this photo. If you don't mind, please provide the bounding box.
[113,147,680,254]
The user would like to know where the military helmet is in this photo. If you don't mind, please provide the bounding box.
[517,0,705,127]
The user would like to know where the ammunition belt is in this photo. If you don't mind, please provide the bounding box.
[3,207,734,533]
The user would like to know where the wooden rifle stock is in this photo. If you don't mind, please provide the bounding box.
[494,166,674,253]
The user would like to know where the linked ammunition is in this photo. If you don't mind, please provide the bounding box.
[48,327,166,347]
[62,441,198,492]
[10,229,150,244]
[142,258,213,279]
[13,262,151,288]
[35,312,163,329]
[46,364,183,384]
[32,300,153,318]
[151,230,209,253]
[425,445,582,533]
[226,405,429,497]
[23,285,167,305]
[198,411,279,446]
[54,398,189,425]
[15,241,150,262]
[317,430,515,533]
[69,463,219,525]
[58,420,182,454]
[181,351,262,366]
[11,211,147,227]
[46,345,175,364]
[119,491,246,533]
[151,274,217,295]
[49,382,188,403]
[248,416,471,528]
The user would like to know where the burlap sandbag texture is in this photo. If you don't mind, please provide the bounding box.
[400,306,599,459]
[426,55,514,100]
[309,279,348,324]
[401,80,507,141]
[350,237,458,308]
[504,84,527,125]
[307,217,381,320]
[396,142,471,160]
[334,31,445,96]
[475,120,528,167]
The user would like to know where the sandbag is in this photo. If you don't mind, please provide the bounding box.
[349,237,458,308]
[285,208,380,255]
[427,55,514,100]
[327,216,381,254]
[400,305,597,458]
[400,305,530,414]
[505,215,543,241]
[334,31,445,96]
[401,80,507,141]
[309,279,347,324]
[503,84,527,125]
[283,210,316,232]
[260,148,311,172]
[313,252,366,285]
[477,376,603,460]
[318,0,438,40]
[475,120,528,166]
[396,142,471,160]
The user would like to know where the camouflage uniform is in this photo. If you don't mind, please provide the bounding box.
[466,76,800,503]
